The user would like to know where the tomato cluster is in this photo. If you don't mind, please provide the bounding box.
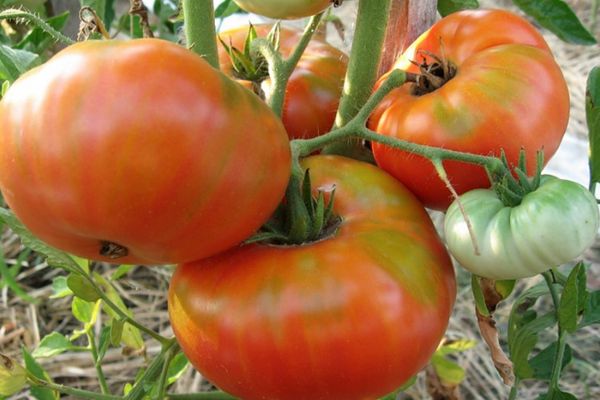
[0,4,597,400]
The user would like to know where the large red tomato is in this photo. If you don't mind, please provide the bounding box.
[233,0,334,20]
[169,155,456,400]
[369,9,570,210]
[0,39,291,265]
[218,25,347,139]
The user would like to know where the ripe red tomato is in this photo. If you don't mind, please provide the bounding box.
[0,39,291,265]
[169,155,456,400]
[233,0,334,19]
[369,9,570,210]
[218,25,347,139]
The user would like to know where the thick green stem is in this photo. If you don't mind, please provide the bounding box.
[88,330,110,395]
[253,13,324,117]
[0,9,75,45]
[291,70,504,174]
[182,0,219,69]
[321,0,392,158]
[28,373,120,400]
[542,271,569,396]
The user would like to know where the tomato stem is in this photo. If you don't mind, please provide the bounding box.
[27,372,121,400]
[291,69,504,173]
[182,0,219,69]
[542,271,569,397]
[321,0,392,160]
[87,329,110,395]
[0,8,75,45]
[252,13,324,117]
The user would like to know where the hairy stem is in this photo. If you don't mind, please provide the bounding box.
[542,271,568,396]
[321,0,391,159]
[27,373,120,400]
[253,13,324,117]
[182,0,219,69]
[292,70,504,175]
[88,330,110,395]
[0,9,75,45]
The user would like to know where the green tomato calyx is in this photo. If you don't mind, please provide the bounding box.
[489,149,544,207]
[246,169,341,246]
[218,23,279,87]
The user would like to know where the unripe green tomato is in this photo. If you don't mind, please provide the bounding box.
[233,0,333,19]
[444,176,599,280]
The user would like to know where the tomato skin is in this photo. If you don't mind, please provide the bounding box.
[233,0,333,19]
[0,39,291,265]
[370,9,570,210]
[218,25,347,139]
[444,176,599,280]
[169,155,456,400]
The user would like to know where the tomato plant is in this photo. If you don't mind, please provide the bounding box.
[369,9,570,210]
[218,24,348,139]
[233,0,335,20]
[169,155,456,400]
[444,175,599,280]
[0,38,291,265]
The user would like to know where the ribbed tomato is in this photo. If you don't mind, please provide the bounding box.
[218,25,347,139]
[233,0,334,20]
[369,9,570,210]
[0,39,291,265]
[169,155,456,400]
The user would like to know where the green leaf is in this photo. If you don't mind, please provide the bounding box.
[165,352,189,385]
[0,45,38,82]
[0,208,83,274]
[558,264,586,333]
[437,0,479,17]
[0,247,37,304]
[49,276,72,299]
[111,264,135,280]
[2,80,10,97]
[0,354,27,396]
[435,339,477,357]
[587,66,600,187]
[32,332,77,358]
[471,275,490,317]
[537,390,578,400]
[71,297,95,324]
[511,0,596,45]
[110,318,125,347]
[94,273,144,351]
[495,279,516,300]
[67,273,100,302]
[215,0,242,18]
[529,342,572,381]
[581,290,600,327]
[97,325,112,362]
[509,312,557,379]
[22,347,59,400]
[431,354,466,384]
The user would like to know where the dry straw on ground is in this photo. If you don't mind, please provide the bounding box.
[1,0,600,399]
